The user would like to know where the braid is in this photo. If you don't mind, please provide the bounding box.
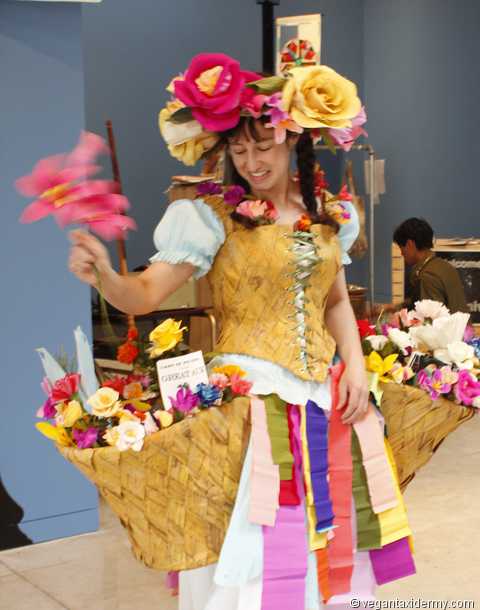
[295,132,338,231]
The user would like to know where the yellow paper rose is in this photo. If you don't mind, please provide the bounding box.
[87,387,122,418]
[62,400,83,427]
[211,364,246,378]
[159,100,219,166]
[154,409,174,428]
[149,318,186,358]
[282,65,361,129]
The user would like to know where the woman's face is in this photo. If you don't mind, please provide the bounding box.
[228,122,292,194]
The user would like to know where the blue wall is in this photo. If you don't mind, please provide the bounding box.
[82,0,366,287]
[1,1,98,542]
[364,0,480,300]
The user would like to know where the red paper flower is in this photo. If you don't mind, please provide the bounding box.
[357,319,375,339]
[51,373,81,403]
[117,342,139,365]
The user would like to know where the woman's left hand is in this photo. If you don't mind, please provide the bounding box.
[337,364,369,424]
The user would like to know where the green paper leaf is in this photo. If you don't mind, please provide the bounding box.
[168,106,194,124]
[245,76,286,95]
[320,131,337,155]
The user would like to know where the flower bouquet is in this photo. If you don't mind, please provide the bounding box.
[359,300,478,489]
[35,321,253,570]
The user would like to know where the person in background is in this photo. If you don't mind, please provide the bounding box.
[393,217,468,313]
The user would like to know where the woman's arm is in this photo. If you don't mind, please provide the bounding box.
[68,230,194,315]
[324,268,369,424]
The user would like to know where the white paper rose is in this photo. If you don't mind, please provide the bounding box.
[388,328,413,354]
[409,312,470,351]
[365,335,389,351]
[116,421,146,452]
[412,299,450,322]
[434,341,475,369]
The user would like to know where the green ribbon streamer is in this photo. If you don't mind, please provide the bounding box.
[351,431,382,551]
[262,394,294,480]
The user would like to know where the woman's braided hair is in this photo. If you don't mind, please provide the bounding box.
[220,117,338,231]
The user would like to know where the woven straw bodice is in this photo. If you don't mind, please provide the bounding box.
[204,195,342,382]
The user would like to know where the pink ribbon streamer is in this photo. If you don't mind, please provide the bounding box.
[353,406,398,514]
[261,405,308,610]
[369,537,416,585]
[249,395,280,526]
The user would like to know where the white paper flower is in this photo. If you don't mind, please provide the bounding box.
[434,341,475,369]
[143,412,159,435]
[115,421,145,452]
[388,328,413,354]
[365,335,389,352]
[409,312,470,351]
[413,299,450,322]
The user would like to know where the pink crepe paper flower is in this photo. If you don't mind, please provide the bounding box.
[173,53,260,131]
[338,185,353,201]
[242,93,268,119]
[208,373,230,390]
[417,367,454,401]
[230,374,252,396]
[263,93,303,143]
[51,373,81,403]
[16,131,136,241]
[454,370,480,406]
[36,396,57,419]
[169,385,200,414]
[236,199,279,221]
[328,107,368,152]
[72,427,98,449]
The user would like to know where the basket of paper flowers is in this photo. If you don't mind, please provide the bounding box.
[35,321,253,571]
[359,299,479,491]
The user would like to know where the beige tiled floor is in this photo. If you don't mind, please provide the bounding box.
[1,415,479,610]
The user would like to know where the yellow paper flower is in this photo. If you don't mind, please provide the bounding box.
[159,100,219,166]
[103,427,120,447]
[35,422,72,447]
[364,351,399,383]
[62,400,83,427]
[282,65,361,129]
[87,387,122,418]
[149,318,186,358]
[211,364,246,378]
[154,409,174,428]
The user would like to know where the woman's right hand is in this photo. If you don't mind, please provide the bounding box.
[68,229,114,287]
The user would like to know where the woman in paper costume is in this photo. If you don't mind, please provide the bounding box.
[69,53,414,610]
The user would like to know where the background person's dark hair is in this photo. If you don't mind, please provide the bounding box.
[221,116,338,231]
[393,218,434,250]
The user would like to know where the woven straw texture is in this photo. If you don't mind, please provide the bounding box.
[58,397,251,571]
[58,386,475,571]
[380,382,475,491]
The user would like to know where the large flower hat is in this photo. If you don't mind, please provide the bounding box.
[158,52,367,166]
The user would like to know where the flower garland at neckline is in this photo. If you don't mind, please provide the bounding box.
[196,171,354,231]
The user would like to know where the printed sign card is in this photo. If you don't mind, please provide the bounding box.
[156,351,208,410]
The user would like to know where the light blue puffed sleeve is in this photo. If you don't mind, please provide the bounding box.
[149,198,225,278]
[338,200,360,265]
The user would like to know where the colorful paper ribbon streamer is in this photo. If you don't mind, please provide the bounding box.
[326,363,354,596]
[353,404,398,514]
[249,395,280,526]
[369,537,416,585]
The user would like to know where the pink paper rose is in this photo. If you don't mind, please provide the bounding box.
[173,53,260,131]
